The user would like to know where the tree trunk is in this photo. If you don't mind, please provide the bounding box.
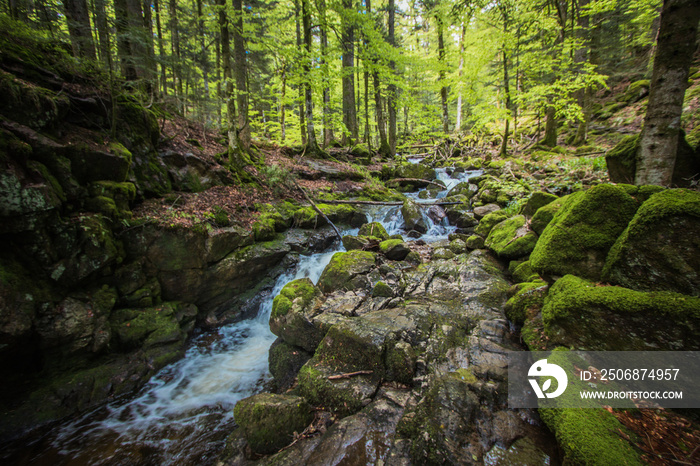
[635,0,700,186]
[63,0,96,59]
[543,105,557,147]
[455,23,465,132]
[232,0,250,150]
[218,0,238,163]
[94,0,111,69]
[169,0,184,111]
[114,0,137,81]
[281,64,287,142]
[387,0,397,155]
[154,0,167,96]
[342,0,358,144]
[142,0,157,89]
[319,0,334,146]
[301,0,320,153]
[436,14,449,133]
[500,48,511,157]
[294,0,306,145]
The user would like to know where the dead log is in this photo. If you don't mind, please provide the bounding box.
[386,178,446,189]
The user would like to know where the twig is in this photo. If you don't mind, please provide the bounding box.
[290,181,343,242]
[328,370,373,380]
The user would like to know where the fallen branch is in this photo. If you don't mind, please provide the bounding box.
[386,178,446,189]
[289,180,343,242]
[328,370,374,380]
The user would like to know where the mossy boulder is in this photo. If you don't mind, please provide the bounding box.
[603,189,700,296]
[379,239,410,261]
[67,142,133,183]
[233,393,313,455]
[88,181,136,215]
[530,195,569,236]
[485,215,538,260]
[371,280,394,298]
[268,339,312,389]
[293,204,367,229]
[606,134,700,187]
[269,278,322,352]
[466,235,485,249]
[395,163,436,181]
[511,261,539,283]
[542,275,700,350]
[504,281,548,324]
[473,203,501,220]
[446,181,477,199]
[341,234,380,251]
[317,250,376,293]
[473,177,530,207]
[401,200,428,234]
[530,184,638,281]
[297,362,378,417]
[110,302,196,350]
[358,222,389,240]
[474,210,510,237]
[519,192,558,218]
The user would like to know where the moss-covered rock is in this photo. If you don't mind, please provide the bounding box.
[371,280,394,298]
[401,199,428,234]
[395,163,436,181]
[603,189,700,296]
[474,210,510,237]
[432,248,456,260]
[269,278,323,352]
[317,250,376,293]
[511,261,539,283]
[233,393,313,455]
[473,176,530,207]
[341,234,380,251]
[466,235,485,249]
[529,195,569,236]
[530,184,638,281]
[446,181,477,199]
[379,239,410,260]
[473,203,501,220]
[485,215,538,260]
[519,192,558,218]
[297,362,378,417]
[504,281,548,324]
[358,222,389,240]
[293,204,367,229]
[542,275,700,350]
[268,339,312,389]
[110,302,195,350]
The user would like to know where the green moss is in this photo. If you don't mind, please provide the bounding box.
[530,184,638,281]
[542,275,700,350]
[485,215,538,260]
[605,135,638,184]
[372,280,394,298]
[512,260,539,283]
[379,238,403,253]
[530,194,569,236]
[504,281,548,324]
[297,364,365,416]
[474,210,510,237]
[317,250,376,293]
[27,160,66,202]
[110,303,184,350]
[271,278,318,320]
[359,222,389,240]
[84,196,118,218]
[466,235,485,249]
[520,192,558,218]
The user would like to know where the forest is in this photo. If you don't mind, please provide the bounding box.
[1,0,700,464]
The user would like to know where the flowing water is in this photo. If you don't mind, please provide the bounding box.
[3,167,481,465]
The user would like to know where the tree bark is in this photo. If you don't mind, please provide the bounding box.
[342,0,358,143]
[387,0,397,155]
[455,23,465,132]
[94,0,111,69]
[543,105,557,147]
[302,0,321,154]
[114,0,137,81]
[436,14,449,133]
[169,0,184,110]
[318,0,334,146]
[63,0,96,59]
[294,0,306,145]
[232,0,250,150]
[635,0,700,186]
[154,0,167,96]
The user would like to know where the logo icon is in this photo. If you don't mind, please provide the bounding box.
[528,359,568,399]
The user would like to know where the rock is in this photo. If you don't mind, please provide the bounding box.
[446,181,478,199]
[233,393,313,455]
[473,177,530,207]
[542,275,700,350]
[305,159,364,181]
[372,281,394,298]
[395,163,437,181]
[401,200,428,234]
[466,235,485,249]
[519,191,558,218]
[293,204,367,229]
[484,437,551,466]
[298,362,380,417]
[269,339,312,389]
[447,238,467,254]
[530,194,569,236]
[485,215,538,260]
[341,234,380,251]
[474,210,510,237]
[603,189,700,296]
[109,302,195,351]
[427,205,446,223]
[511,260,539,283]
[503,281,548,324]
[473,203,501,220]
[380,239,410,261]
[358,221,389,240]
[432,248,455,260]
[317,250,376,293]
[530,184,638,281]
[606,134,700,187]
[269,278,323,352]
[66,142,133,183]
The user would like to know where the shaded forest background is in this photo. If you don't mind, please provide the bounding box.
[0,0,669,156]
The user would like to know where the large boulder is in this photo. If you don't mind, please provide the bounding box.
[530,195,570,236]
[485,215,538,260]
[358,221,389,240]
[606,133,700,187]
[603,189,700,296]
[401,199,428,234]
[542,275,700,350]
[317,250,376,293]
[519,192,558,218]
[233,393,313,455]
[269,278,323,352]
[474,210,510,237]
[395,163,437,181]
[529,184,638,281]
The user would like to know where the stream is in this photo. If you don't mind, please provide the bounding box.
[3,167,481,465]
